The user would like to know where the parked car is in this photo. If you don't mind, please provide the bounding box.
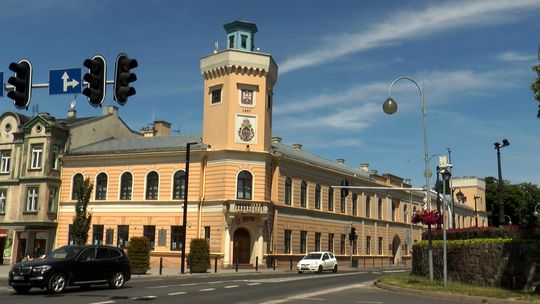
[8,244,131,294]
[297,251,338,273]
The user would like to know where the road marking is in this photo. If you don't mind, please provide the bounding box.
[199,288,215,292]
[208,280,224,284]
[382,269,408,273]
[247,282,260,286]
[132,296,156,300]
[260,282,369,304]
[148,285,172,289]
[168,291,187,296]
[224,285,239,288]
[88,301,116,304]
[178,283,196,286]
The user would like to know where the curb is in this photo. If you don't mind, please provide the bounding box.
[375,281,540,304]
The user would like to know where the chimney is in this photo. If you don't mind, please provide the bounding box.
[102,105,118,116]
[370,169,378,176]
[271,136,282,144]
[336,158,345,165]
[140,125,156,137]
[403,179,412,185]
[154,121,171,137]
[292,144,302,150]
[360,163,369,172]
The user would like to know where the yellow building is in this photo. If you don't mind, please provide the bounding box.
[55,20,483,270]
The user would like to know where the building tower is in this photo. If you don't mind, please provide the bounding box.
[200,20,278,153]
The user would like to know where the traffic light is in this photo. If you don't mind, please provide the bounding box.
[7,59,32,109]
[114,53,138,105]
[82,55,106,107]
[349,227,357,242]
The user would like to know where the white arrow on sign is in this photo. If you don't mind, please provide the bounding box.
[61,72,80,92]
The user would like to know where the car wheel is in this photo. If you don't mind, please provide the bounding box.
[317,265,323,274]
[13,286,31,294]
[332,264,338,273]
[109,271,125,289]
[47,273,67,294]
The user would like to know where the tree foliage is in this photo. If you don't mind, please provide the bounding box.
[532,63,540,118]
[72,178,93,245]
[485,177,540,227]
[127,236,151,274]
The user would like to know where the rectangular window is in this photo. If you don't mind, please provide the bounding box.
[0,189,6,214]
[378,200,383,220]
[340,196,346,213]
[241,34,248,49]
[93,225,104,245]
[48,188,57,213]
[117,225,129,248]
[327,233,334,252]
[328,189,334,211]
[315,232,321,252]
[211,88,222,104]
[340,234,346,255]
[26,186,38,212]
[366,236,371,255]
[378,237,383,255]
[228,35,234,48]
[0,150,11,174]
[352,195,357,216]
[105,228,114,245]
[144,225,156,250]
[284,229,291,254]
[300,231,307,254]
[204,226,211,242]
[365,196,371,218]
[68,224,74,245]
[171,226,184,251]
[30,144,43,170]
[51,146,60,170]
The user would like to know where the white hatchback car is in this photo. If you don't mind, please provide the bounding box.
[297,251,338,273]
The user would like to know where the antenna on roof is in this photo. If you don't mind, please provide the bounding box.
[214,41,219,54]
[70,94,77,110]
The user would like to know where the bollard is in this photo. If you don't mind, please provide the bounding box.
[256,256,259,272]
[289,257,292,270]
[235,258,239,272]
[159,257,163,276]
[214,256,218,273]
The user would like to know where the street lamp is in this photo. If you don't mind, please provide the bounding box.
[504,215,512,225]
[181,141,198,274]
[440,165,452,288]
[494,139,510,227]
[383,76,432,281]
[383,77,430,209]
[473,195,480,227]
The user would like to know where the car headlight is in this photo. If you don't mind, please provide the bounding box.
[32,265,51,274]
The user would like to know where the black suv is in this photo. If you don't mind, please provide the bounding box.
[8,244,131,294]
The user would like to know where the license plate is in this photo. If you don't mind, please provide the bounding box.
[13,276,24,280]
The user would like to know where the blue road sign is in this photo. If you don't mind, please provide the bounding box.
[0,72,3,97]
[49,68,81,95]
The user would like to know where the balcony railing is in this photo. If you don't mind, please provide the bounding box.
[227,200,269,215]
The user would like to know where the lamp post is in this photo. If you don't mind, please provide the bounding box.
[494,139,510,227]
[473,195,480,227]
[181,141,198,274]
[440,165,452,288]
[383,76,432,281]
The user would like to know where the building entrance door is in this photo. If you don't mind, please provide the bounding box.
[233,228,250,264]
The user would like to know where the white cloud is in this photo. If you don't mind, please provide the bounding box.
[496,51,537,62]
[280,0,540,74]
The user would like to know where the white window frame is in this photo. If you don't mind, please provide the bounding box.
[51,146,60,170]
[0,189,6,213]
[0,150,10,174]
[48,188,57,213]
[30,144,43,170]
[26,187,39,212]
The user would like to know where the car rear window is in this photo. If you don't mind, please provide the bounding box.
[97,247,110,259]
[110,248,122,258]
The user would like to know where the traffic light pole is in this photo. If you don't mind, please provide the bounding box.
[4,80,115,91]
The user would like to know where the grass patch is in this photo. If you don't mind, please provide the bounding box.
[378,273,540,302]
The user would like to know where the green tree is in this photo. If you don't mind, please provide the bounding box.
[532,62,540,118]
[127,236,151,274]
[72,178,93,245]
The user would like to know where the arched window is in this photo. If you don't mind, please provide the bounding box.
[378,198,383,219]
[71,173,84,200]
[237,170,252,200]
[315,184,321,209]
[365,196,371,217]
[392,200,397,221]
[285,177,292,205]
[328,187,334,211]
[403,205,408,223]
[95,172,108,200]
[352,193,358,215]
[120,172,133,200]
[146,171,159,200]
[300,181,307,207]
[173,170,186,199]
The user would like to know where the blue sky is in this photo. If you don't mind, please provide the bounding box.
[1,0,540,188]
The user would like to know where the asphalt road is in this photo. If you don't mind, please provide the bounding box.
[0,270,472,304]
